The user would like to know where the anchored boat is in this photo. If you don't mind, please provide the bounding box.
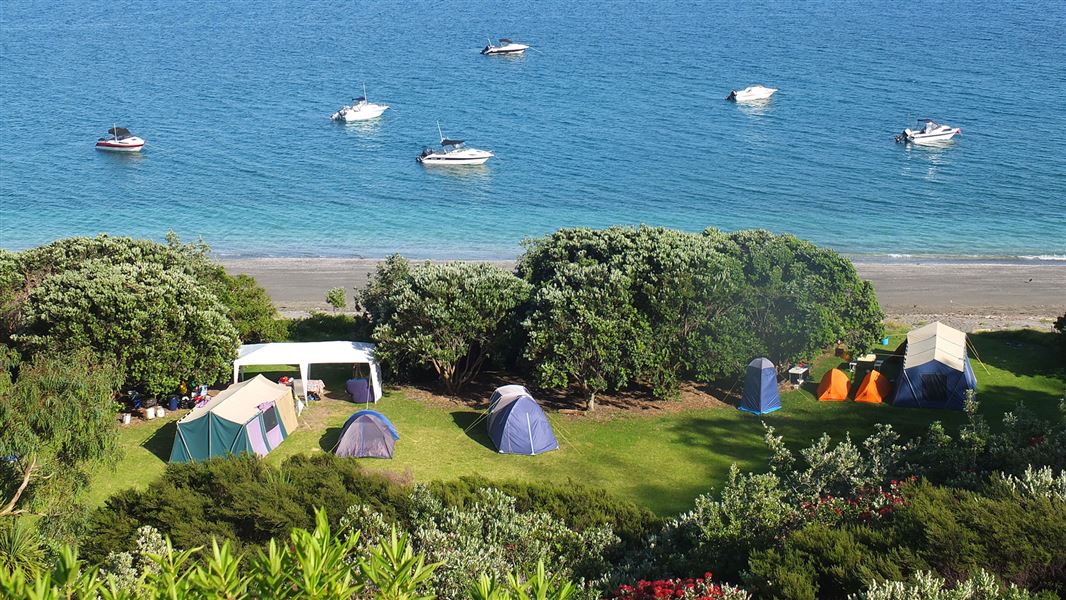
[896,119,961,145]
[481,38,529,55]
[95,126,145,152]
[727,85,778,102]
[417,123,493,166]
[331,84,389,122]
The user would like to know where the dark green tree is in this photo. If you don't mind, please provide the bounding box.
[358,258,531,393]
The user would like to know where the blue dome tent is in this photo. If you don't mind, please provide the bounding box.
[334,410,399,459]
[739,357,781,415]
[894,322,976,410]
[486,386,558,455]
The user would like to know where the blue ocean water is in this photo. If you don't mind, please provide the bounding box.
[1,0,1065,260]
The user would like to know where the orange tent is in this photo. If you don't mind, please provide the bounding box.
[816,368,849,401]
[854,370,891,404]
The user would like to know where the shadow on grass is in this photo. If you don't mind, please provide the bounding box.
[142,421,177,462]
[319,426,342,452]
[970,330,1065,379]
[450,411,496,451]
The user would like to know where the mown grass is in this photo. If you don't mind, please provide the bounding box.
[87,329,1065,516]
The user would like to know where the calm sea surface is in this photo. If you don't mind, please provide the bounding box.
[2,0,1064,259]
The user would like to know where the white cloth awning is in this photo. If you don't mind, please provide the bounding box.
[233,341,383,402]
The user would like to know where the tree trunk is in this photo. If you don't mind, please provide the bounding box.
[0,455,36,517]
[586,390,597,412]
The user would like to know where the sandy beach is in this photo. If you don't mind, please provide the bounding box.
[222,258,1065,332]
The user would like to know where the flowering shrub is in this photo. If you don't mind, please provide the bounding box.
[609,573,751,600]
[799,477,915,525]
[851,569,1037,600]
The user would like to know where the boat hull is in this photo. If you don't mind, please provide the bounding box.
[333,105,388,122]
[900,128,960,145]
[95,140,144,152]
[728,88,777,102]
[417,155,491,166]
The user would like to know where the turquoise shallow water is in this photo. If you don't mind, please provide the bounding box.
[1,0,1065,259]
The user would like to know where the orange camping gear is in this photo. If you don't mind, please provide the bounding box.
[854,370,891,404]
[816,368,849,401]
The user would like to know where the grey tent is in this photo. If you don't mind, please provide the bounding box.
[334,410,399,458]
[334,410,397,458]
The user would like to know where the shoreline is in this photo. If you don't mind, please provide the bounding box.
[222,257,1065,332]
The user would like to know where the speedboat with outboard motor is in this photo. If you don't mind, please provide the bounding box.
[331,84,389,122]
[417,123,493,166]
[895,119,961,145]
[95,126,145,152]
[726,85,778,102]
[481,38,529,55]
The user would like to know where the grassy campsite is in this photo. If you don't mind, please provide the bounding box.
[87,327,1065,516]
[3,231,1065,598]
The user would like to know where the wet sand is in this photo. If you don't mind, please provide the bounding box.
[222,258,1065,332]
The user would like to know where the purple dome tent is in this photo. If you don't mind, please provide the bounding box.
[334,410,399,459]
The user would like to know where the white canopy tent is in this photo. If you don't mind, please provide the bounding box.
[233,341,383,403]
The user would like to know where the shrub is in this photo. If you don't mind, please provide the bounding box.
[853,570,1045,600]
[358,256,531,393]
[326,286,348,312]
[346,486,618,599]
[608,573,752,600]
[285,312,370,342]
[0,348,123,542]
[745,481,1066,599]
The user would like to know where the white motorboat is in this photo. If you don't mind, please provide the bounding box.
[95,126,144,152]
[417,123,493,166]
[481,38,529,55]
[896,119,961,145]
[331,85,389,122]
[726,85,778,102]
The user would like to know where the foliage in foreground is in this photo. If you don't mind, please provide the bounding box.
[1,510,578,600]
[0,348,122,541]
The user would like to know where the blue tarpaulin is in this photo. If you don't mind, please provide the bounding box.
[739,357,782,415]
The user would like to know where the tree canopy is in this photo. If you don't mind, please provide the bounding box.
[0,235,283,394]
[358,256,531,393]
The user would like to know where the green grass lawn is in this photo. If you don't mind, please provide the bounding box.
[87,329,1065,516]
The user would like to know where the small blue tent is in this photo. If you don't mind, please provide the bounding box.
[334,410,399,458]
[739,357,781,415]
[893,322,977,410]
[486,386,558,455]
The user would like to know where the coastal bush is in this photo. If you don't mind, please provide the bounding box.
[0,235,284,392]
[712,229,884,370]
[285,312,371,342]
[522,262,650,409]
[325,286,347,311]
[516,226,884,401]
[426,475,659,548]
[0,348,123,543]
[744,481,1066,599]
[852,570,1045,600]
[900,396,1066,489]
[357,256,531,393]
[345,486,619,599]
[83,453,644,571]
[82,454,409,562]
